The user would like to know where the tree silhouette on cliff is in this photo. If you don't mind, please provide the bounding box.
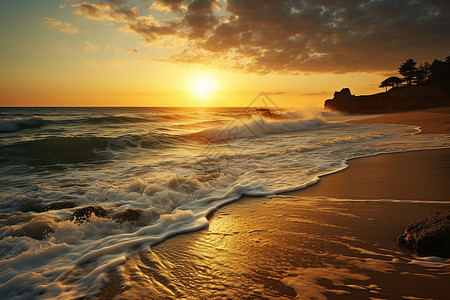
[415,62,431,84]
[398,59,418,85]
[429,55,450,84]
[379,54,450,92]
[379,76,402,91]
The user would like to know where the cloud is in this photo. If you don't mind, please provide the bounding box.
[84,41,99,51]
[45,17,78,34]
[70,0,450,74]
[73,2,111,20]
[108,59,126,64]
[73,1,140,22]
[150,0,186,12]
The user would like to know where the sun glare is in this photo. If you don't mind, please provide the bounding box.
[192,77,216,98]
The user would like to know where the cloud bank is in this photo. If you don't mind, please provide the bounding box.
[71,0,450,74]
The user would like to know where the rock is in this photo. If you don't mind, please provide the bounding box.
[324,84,450,114]
[111,208,143,223]
[397,210,450,257]
[45,200,78,211]
[333,88,352,99]
[73,205,108,223]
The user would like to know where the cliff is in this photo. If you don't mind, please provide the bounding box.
[324,84,450,114]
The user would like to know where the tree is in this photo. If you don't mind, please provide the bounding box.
[379,76,402,91]
[379,80,389,92]
[429,56,450,83]
[398,59,418,85]
[414,62,431,84]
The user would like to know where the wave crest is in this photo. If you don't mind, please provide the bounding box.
[0,116,46,133]
[84,116,154,124]
[189,117,329,142]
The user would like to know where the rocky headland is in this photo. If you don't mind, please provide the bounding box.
[324,84,450,114]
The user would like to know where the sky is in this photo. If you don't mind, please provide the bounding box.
[0,0,449,107]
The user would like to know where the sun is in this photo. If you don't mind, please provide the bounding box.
[192,77,216,98]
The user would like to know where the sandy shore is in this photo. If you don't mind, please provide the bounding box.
[291,149,450,201]
[95,110,450,299]
[353,108,450,134]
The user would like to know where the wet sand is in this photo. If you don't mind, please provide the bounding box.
[292,149,450,201]
[353,108,450,134]
[95,110,450,299]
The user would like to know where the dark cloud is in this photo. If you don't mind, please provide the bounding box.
[73,0,450,74]
[126,20,179,42]
[184,0,218,38]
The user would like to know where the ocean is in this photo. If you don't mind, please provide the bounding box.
[0,106,449,299]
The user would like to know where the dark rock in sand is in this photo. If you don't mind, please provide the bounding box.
[397,209,450,257]
[73,205,108,223]
[111,208,143,223]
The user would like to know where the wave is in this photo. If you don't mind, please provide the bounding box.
[178,119,228,128]
[162,113,186,120]
[188,117,330,142]
[84,116,155,124]
[53,114,194,126]
[240,108,340,121]
[1,133,186,165]
[0,116,46,133]
[1,136,112,164]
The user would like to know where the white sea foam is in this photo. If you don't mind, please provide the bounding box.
[409,256,450,268]
[191,116,329,142]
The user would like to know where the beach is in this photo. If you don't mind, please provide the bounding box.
[353,109,450,134]
[1,107,449,299]
[96,109,450,300]
[3,2,450,299]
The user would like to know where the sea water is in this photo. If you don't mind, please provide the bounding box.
[0,106,449,299]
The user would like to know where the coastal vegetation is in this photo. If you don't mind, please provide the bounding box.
[325,54,450,114]
[380,55,450,91]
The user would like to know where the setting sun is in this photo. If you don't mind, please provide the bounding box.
[192,77,216,98]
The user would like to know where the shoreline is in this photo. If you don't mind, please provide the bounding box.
[290,148,450,201]
[97,148,450,299]
[353,108,450,134]
[96,109,450,299]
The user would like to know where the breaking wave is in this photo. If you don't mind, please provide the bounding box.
[0,116,46,133]
[1,134,186,164]
[188,117,330,142]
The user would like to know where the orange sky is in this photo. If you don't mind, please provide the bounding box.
[1,1,449,107]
